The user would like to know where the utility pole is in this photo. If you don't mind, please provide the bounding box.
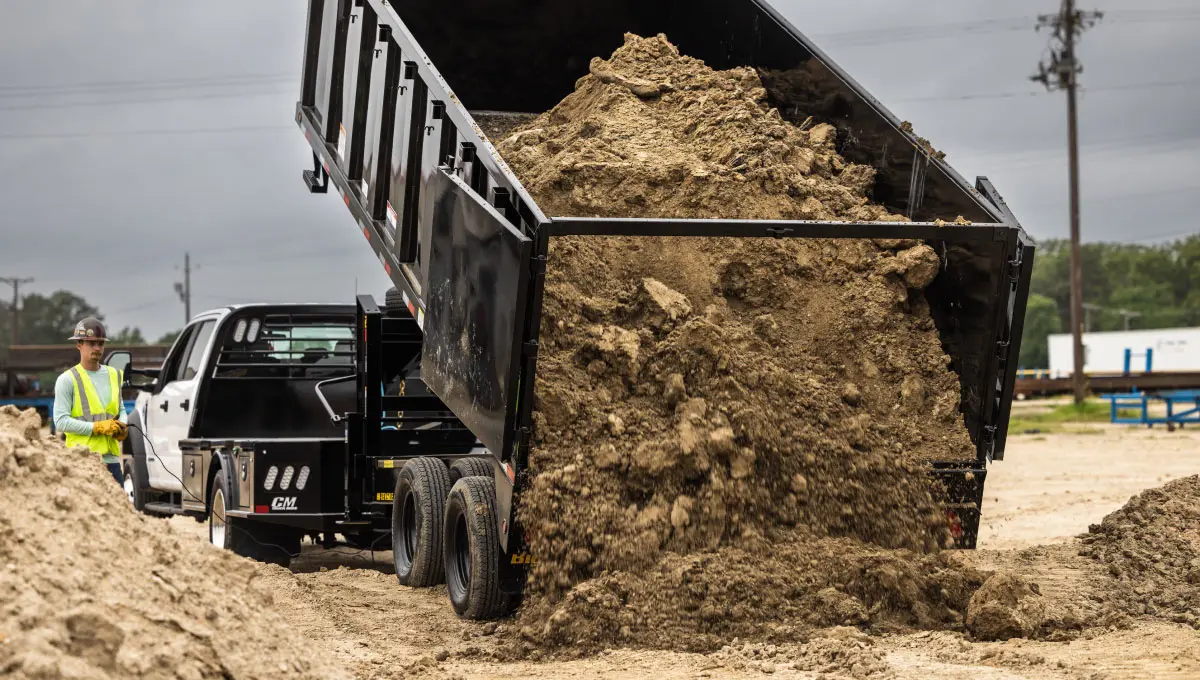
[174,253,191,323]
[1033,0,1103,405]
[0,276,34,398]
[0,276,34,347]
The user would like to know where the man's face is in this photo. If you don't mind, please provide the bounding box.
[78,339,105,364]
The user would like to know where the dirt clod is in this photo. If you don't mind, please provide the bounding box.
[966,572,1048,641]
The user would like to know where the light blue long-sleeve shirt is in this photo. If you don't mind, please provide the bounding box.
[53,366,128,462]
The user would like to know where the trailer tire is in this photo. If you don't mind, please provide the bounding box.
[392,457,450,587]
[444,476,510,619]
[449,457,494,484]
[385,287,413,319]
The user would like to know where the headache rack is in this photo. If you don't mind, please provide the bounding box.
[292,0,1036,549]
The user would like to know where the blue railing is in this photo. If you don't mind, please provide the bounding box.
[1100,389,1200,428]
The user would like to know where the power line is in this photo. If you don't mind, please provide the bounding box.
[0,86,294,113]
[892,76,1200,103]
[0,124,293,142]
[812,10,1200,48]
[0,72,293,94]
[105,296,179,316]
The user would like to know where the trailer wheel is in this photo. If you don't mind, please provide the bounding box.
[385,287,413,319]
[444,476,510,619]
[449,457,494,484]
[392,457,450,587]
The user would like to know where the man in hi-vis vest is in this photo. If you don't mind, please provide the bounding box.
[52,317,128,484]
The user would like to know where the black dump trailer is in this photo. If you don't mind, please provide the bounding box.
[291,0,1035,618]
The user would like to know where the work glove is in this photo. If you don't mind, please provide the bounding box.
[93,419,123,438]
[114,421,128,442]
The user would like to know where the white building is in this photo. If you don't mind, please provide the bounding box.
[1047,327,1200,378]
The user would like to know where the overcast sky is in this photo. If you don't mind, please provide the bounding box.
[0,0,1196,341]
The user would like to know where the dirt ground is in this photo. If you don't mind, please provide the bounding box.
[162,423,1200,680]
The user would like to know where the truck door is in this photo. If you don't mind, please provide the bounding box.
[146,318,217,491]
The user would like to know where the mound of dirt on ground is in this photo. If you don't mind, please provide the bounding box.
[0,406,347,680]
[493,33,983,652]
[515,534,983,655]
[1078,474,1200,628]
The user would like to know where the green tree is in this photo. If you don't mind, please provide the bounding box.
[110,326,147,345]
[155,329,182,346]
[1018,294,1061,369]
[13,291,103,345]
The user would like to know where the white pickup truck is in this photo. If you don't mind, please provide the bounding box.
[105,296,491,572]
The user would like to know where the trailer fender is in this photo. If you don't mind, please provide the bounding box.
[494,459,515,553]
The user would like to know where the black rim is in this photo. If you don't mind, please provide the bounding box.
[452,511,471,597]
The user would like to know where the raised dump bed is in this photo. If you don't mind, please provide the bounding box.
[293,0,1035,617]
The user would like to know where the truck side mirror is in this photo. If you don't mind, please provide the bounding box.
[104,350,132,380]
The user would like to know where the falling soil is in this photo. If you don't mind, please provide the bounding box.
[0,406,348,680]
[489,33,981,653]
[1078,474,1200,628]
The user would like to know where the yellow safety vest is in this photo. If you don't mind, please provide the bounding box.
[65,364,122,457]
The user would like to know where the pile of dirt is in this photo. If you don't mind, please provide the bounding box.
[514,534,983,655]
[0,406,347,680]
[1078,474,1200,628]
[497,33,911,223]
[492,33,984,652]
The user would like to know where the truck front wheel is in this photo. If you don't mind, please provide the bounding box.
[444,476,510,619]
[392,457,450,587]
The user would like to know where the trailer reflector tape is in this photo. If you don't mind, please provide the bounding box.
[295,466,310,491]
[377,459,397,469]
[337,123,347,160]
[386,202,398,229]
[417,308,424,329]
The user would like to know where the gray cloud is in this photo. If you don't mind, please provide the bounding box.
[1,0,1196,339]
